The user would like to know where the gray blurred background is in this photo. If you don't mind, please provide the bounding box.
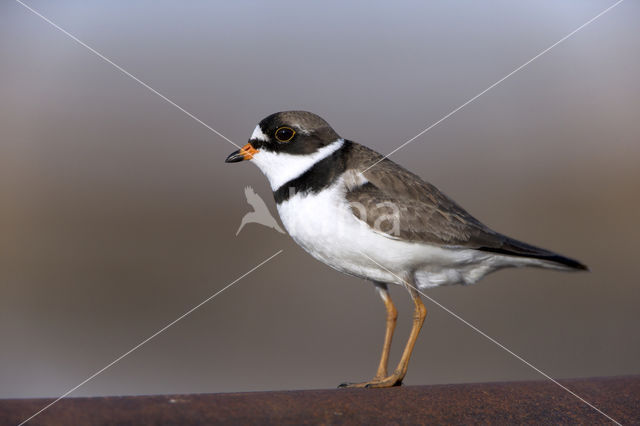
[1,0,638,398]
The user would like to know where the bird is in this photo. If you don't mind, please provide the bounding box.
[236,186,285,235]
[225,111,587,388]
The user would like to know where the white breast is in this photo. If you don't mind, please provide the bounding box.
[276,176,504,288]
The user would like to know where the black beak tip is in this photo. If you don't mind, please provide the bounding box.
[225,150,243,163]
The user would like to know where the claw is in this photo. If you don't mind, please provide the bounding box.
[338,377,403,389]
[338,381,372,389]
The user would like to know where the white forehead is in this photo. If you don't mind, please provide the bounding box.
[250,125,269,141]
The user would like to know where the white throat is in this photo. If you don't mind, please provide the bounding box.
[251,139,345,191]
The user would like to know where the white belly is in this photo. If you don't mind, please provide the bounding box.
[276,179,502,288]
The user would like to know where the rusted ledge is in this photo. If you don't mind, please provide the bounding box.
[2,376,638,425]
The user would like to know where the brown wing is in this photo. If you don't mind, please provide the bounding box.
[344,143,503,247]
[343,142,587,270]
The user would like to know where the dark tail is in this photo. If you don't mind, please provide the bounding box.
[478,236,588,271]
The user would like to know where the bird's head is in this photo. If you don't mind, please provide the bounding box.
[225,111,344,190]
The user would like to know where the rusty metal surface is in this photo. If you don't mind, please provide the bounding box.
[2,376,638,425]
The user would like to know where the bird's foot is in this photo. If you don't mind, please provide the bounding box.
[338,375,402,389]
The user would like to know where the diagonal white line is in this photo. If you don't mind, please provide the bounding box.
[360,0,626,174]
[18,249,284,426]
[360,253,621,425]
[14,0,241,149]
[12,0,625,424]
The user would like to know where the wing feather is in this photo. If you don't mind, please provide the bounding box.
[345,143,501,247]
[343,143,587,270]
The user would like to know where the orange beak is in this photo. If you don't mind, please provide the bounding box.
[225,143,259,163]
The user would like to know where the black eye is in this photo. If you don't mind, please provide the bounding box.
[275,127,295,142]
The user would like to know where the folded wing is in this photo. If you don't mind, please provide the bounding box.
[345,143,586,270]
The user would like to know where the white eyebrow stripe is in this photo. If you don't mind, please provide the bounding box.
[250,125,269,141]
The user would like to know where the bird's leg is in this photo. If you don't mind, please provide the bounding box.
[374,283,398,379]
[338,282,397,388]
[364,282,427,388]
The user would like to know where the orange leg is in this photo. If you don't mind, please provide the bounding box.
[340,281,426,389]
[368,284,427,388]
[374,284,398,379]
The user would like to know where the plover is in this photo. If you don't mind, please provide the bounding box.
[225,111,587,388]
